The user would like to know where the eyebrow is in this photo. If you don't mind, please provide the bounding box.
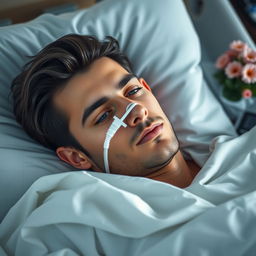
[81,73,136,126]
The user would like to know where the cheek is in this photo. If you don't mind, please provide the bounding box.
[150,97,169,119]
[80,126,126,158]
[145,94,162,110]
[108,129,128,149]
[96,129,131,171]
[77,128,106,154]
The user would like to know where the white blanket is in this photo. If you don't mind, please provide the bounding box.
[1,127,256,256]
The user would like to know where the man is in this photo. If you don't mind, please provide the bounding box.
[11,34,200,188]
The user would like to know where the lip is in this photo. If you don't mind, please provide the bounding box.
[136,123,163,145]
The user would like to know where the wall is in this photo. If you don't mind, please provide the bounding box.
[0,0,95,24]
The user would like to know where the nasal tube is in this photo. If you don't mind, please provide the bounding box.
[103,102,137,173]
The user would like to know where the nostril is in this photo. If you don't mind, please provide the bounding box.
[134,117,140,124]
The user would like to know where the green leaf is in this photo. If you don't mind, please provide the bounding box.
[224,78,235,89]
[234,79,247,90]
[251,84,256,96]
[214,70,226,84]
[222,87,241,101]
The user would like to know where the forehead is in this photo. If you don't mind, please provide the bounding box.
[53,57,130,118]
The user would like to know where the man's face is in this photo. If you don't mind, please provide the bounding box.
[54,57,179,176]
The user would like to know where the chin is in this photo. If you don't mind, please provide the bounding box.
[158,146,179,167]
[157,135,179,155]
[144,138,180,170]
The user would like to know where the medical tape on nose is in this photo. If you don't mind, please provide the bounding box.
[103,102,137,173]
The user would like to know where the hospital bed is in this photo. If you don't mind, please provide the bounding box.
[0,0,256,255]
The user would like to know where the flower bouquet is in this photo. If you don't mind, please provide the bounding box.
[214,40,256,101]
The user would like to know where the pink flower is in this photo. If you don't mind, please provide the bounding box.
[243,48,256,63]
[225,61,243,78]
[242,63,256,83]
[242,89,253,98]
[230,40,248,52]
[226,49,239,58]
[216,54,230,69]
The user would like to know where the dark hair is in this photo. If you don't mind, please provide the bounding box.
[11,34,133,157]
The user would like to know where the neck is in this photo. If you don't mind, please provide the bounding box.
[145,151,200,188]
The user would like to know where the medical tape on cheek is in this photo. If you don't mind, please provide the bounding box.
[103,102,137,173]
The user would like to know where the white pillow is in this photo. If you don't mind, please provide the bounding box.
[0,0,236,221]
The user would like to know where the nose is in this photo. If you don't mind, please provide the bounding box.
[125,102,148,127]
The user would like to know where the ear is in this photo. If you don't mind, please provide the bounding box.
[139,78,152,92]
[56,147,92,170]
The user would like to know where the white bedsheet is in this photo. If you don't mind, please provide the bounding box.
[0,126,256,255]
